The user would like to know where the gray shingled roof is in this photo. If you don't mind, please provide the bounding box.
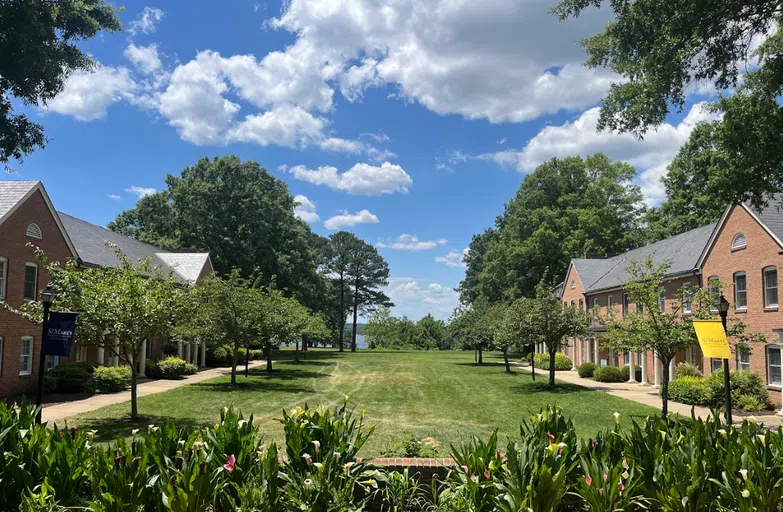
[574,222,717,293]
[59,212,208,284]
[0,181,37,223]
[747,195,783,245]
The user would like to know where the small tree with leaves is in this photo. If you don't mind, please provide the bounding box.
[493,302,521,374]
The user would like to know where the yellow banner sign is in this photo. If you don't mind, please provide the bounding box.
[693,320,732,359]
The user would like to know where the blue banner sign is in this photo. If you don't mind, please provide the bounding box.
[42,312,79,357]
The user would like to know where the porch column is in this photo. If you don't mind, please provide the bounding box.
[96,346,105,366]
[594,338,599,365]
[200,342,206,367]
[112,336,119,367]
[191,343,197,364]
[628,351,636,383]
[177,341,183,359]
[138,340,147,376]
[640,351,647,385]
[669,359,676,382]
[653,351,661,388]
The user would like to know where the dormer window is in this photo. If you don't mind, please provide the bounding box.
[26,223,42,239]
[731,232,746,250]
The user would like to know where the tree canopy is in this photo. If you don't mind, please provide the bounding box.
[365,311,449,350]
[0,0,121,169]
[346,239,392,352]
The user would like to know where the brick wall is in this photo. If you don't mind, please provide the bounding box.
[0,189,75,396]
[560,265,586,366]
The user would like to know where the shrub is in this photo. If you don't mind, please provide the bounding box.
[706,369,769,411]
[93,365,131,393]
[145,361,162,379]
[248,349,264,360]
[620,365,641,382]
[533,353,573,371]
[44,362,96,394]
[676,362,703,378]
[155,357,196,379]
[162,342,179,356]
[578,362,597,378]
[667,376,710,406]
[380,433,440,458]
[593,365,625,382]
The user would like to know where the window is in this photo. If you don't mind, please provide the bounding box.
[76,344,85,363]
[26,223,42,239]
[731,232,747,250]
[0,257,6,299]
[578,299,584,312]
[622,293,629,316]
[593,297,599,308]
[19,337,33,376]
[607,296,613,311]
[658,288,666,313]
[683,284,692,314]
[570,279,575,289]
[737,345,750,371]
[764,266,778,308]
[767,345,782,387]
[711,358,723,373]
[624,352,630,365]
[708,276,720,312]
[570,300,575,308]
[45,355,60,371]
[734,272,747,310]
[23,263,37,301]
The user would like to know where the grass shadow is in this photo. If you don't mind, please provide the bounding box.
[193,381,314,394]
[454,361,509,368]
[62,415,208,443]
[515,382,594,395]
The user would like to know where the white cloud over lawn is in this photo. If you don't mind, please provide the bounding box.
[287,162,412,195]
[45,66,136,121]
[436,248,469,267]
[376,234,448,251]
[293,195,320,223]
[324,209,379,230]
[383,277,459,321]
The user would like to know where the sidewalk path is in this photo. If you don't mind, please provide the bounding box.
[520,366,783,428]
[43,362,265,424]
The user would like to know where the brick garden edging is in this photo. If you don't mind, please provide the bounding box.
[371,457,454,486]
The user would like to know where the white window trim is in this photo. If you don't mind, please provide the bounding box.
[764,266,778,309]
[731,232,747,250]
[767,345,782,389]
[658,288,666,313]
[23,262,38,302]
[19,336,33,376]
[737,346,750,371]
[708,276,720,312]
[734,271,747,310]
[683,284,693,314]
[0,257,6,300]
[622,293,629,315]
[607,296,613,311]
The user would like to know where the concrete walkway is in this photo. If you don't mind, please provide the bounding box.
[521,366,783,427]
[43,361,265,424]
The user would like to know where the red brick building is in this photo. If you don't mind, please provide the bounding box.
[0,181,213,397]
[556,200,783,407]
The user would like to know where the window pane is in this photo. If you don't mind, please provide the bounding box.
[770,346,782,366]
[23,265,36,300]
[711,358,723,372]
[765,269,778,306]
[771,366,782,386]
[0,261,5,298]
[735,274,747,307]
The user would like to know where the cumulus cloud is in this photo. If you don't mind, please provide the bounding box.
[436,248,469,268]
[287,162,412,195]
[376,234,448,251]
[383,277,459,321]
[324,209,379,230]
[107,194,122,201]
[293,194,320,223]
[125,185,156,199]
[129,7,165,35]
[45,66,136,121]
[125,43,163,75]
[475,102,719,204]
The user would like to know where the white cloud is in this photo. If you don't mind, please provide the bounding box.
[125,43,162,75]
[319,137,364,153]
[383,277,459,321]
[45,66,136,121]
[107,194,122,201]
[293,194,320,223]
[497,137,507,145]
[475,102,719,205]
[287,161,412,195]
[436,248,469,267]
[228,105,327,148]
[324,209,379,230]
[125,185,156,199]
[129,7,165,35]
[376,234,448,251]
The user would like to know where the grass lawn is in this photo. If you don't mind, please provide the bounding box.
[70,350,658,455]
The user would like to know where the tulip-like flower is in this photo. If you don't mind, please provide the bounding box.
[224,454,236,472]
[618,481,625,492]
[621,470,629,480]
[757,434,767,447]
[483,469,491,479]
[718,429,727,439]
[199,461,207,474]
[312,440,321,454]
[742,489,751,498]
[613,412,620,425]
[304,478,313,488]
[303,453,312,465]
[470,474,478,483]
[585,475,592,486]
[547,432,555,442]
[740,469,748,481]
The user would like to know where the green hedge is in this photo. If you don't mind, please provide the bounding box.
[667,376,710,406]
[577,362,597,378]
[675,362,703,378]
[43,362,97,394]
[665,370,770,411]
[532,353,573,371]
[593,365,625,382]
[93,366,131,393]
[621,364,642,382]
[146,357,198,380]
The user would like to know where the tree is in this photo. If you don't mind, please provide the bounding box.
[346,241,392,352]
[553,0,783,207]
[325,232,362,351]
[475,154,644,302]
[109,155,326,312]
[458,229,497,305]
[414,314,447,350]
[492,303,519,374]
[517,276,589,387]
[0,0,121,169]
[448,299,501,365]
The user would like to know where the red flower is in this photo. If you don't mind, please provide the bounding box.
[224,454,236,472]
[618,481,625,492]
[547,432,555,442]
[585,475,592,486]
[483,469,491,479]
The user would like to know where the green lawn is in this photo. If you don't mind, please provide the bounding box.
[70,350,658,455]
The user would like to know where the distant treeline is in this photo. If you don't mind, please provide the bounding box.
[364,310,455,350]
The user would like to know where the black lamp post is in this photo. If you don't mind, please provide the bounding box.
[718,294,732,426]
[35,285,56,424]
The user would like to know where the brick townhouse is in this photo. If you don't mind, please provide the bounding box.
[551,197,783,407]
[0,181,213,397]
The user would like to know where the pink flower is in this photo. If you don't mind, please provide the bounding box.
[618,481,625,492]
[597,487,604,495]
[461,465,469,473]
[585,475,592,486]
[603,474,608,482]
[547,432,555,442]
[223,454,236,472]
[470,474,478,482]
[303,453,312,465]
[484,469,491,479]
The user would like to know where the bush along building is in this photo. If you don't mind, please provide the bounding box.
[556,197,783,410]
[0,181,212,397]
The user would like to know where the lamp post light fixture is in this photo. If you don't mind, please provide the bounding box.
[718,294,732,426]
[35,285,56,424]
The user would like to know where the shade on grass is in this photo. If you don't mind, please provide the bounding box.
[69,350,658,455]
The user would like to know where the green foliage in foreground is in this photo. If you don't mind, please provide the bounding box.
[6,402,783,511]
[531,353,573,371]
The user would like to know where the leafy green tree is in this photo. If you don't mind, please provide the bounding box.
[325,232,362,351]
[475,154,644,302]
[554,0,783,207]
[414,314,447,350]
[365,309,402,349]
[109,155,326,311]
[517,278,588,387]
[458,229,497,305]
[346,241,392,352]
[0,0,121,169]
[448,299,502,365]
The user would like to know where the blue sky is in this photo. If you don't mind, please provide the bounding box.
[8,1,717,320]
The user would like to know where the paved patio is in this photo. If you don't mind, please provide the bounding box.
[522,366,783,427]
[42,361,265,424]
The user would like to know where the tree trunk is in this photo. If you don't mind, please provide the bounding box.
[338,273,345,352]
[266,344,273,373]
[303,339,307,360]
[478,345,483,364]
[244,342,250,378]
[549,350,556,387]
[661,359,670,419]
[295,341,300,363]
[531,347,536,381]
[351,284,359,352]
[474,349,477,362]
[130,364,138,420]
[230,346,238,385]
[503,349,511,374]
